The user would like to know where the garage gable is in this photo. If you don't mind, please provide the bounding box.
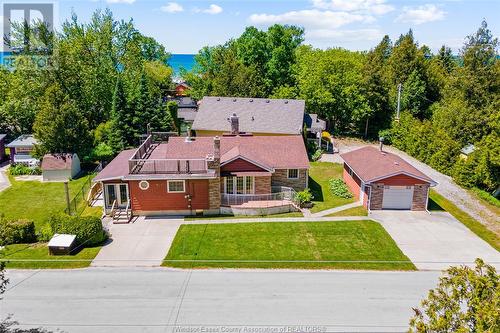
[370,173,431,186]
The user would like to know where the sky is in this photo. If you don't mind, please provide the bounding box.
[5,0,500,54]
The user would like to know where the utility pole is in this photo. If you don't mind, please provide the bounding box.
[64,181,71,215]
[396,83,402,121]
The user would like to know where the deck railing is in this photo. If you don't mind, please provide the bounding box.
[221,186,299,207]
[128,158,208,175]
[128,134,208,175]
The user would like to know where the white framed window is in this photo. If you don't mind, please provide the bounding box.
[224,176,255,194]
[167,180,185,193]
[139,181,150,190]
[288,169,299,179]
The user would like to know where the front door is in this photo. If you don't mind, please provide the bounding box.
[105,183,129,209]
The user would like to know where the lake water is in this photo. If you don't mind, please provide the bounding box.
[168,54,196,75]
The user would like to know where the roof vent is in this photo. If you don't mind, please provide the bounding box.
[394,161,399,166]
[216,97,220,101]
[233,98,237,102]
[266,100,270,103]
[251,116,255,121]
[284,100,289,104]
[249,99,253,102]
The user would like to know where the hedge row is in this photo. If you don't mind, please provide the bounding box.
[0,218,37,246]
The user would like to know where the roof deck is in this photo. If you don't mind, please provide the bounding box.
[128,134,210,175]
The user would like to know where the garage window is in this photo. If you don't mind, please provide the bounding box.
[288,169,299,179]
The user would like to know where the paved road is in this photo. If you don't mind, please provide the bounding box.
[371,211,500,271]
[1,268,441,333]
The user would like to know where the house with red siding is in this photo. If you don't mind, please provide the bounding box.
[94,123,309,221]
[341,146,437,211]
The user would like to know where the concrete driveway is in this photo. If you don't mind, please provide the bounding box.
[92,217,182,267]
[371,211,500,271]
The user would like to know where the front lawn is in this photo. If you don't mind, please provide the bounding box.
[163,221,415,270]
[327,206,368,217]
[309,162,355,213]
[429,190,500,251]
[0,173,93,229]
[184,211,303,221]
[0,243,102,269]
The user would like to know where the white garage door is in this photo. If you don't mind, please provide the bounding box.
[382,186,414,210]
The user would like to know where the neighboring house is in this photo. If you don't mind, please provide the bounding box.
[0,134,6,162]
[175,82,191,96]
[460,144,476,160]
[341,146,437,211]
[192,97,307,136]
[41,153,81,182]
[168,96,198,126]
[6,135,39,165]
[304,114,327,136]
[93,129,309,218]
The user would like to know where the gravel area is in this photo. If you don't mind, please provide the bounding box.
[321,139,499,235]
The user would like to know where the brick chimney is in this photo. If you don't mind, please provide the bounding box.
[207,136,222,212]
[207,136,221,176]
[230,113,239,135]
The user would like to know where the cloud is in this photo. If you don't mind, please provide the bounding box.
[311,0,394,15]
[161,2,184,13]
[249,9,372,30]
[195,4,223,15]
[396,4,446,25]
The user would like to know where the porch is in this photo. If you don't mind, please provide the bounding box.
[221,186,300,216]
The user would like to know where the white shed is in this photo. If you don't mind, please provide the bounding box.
[41,153,81,182]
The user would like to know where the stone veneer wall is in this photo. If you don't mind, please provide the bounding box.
[208,178,221,210]
[255,176,271,194]
[271,169,308,192]
[369,184,384,210]
[412,184,429,211]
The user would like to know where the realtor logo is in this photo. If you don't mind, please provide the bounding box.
[1,2,56,69]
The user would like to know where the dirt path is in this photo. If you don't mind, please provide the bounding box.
[322,139,499,235]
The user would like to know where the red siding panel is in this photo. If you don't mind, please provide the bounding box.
[130,180,209,212]
[376,174,427,186]
[221,158,267,173]
[343,164,361,199]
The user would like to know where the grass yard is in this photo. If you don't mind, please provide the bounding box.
[0,243,102,269]
[309,162,355,213]
[0,173,93,229]
[184,211,303,221]
[429,190,500,251]
[327,206,368,217]
[163,221,415,270]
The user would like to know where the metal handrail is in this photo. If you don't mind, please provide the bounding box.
[125,200,131,222]
[110,200,117,219]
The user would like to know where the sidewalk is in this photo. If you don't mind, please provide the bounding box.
[0,162,11,192]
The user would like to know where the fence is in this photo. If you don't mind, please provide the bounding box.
[64,164,102,216]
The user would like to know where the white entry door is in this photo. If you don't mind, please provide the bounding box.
[382,186,414,210]
[105,184,129,208]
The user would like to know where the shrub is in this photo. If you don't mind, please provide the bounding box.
[0,217,37,245]
[311,149,323,162]
[295,188,313,207]
[329,179,353,199]
[48,213,107,247]
[8,164,41,176]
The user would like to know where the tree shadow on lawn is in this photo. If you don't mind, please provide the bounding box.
[309,177,324,202]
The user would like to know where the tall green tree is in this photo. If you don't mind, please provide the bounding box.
[108,76,130,151]
[33,84,91,156]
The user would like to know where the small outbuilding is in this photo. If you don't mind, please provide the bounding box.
[48,234,77,255]
[341,146,437,211]
[6,134,39,165]
[41,153,81,182]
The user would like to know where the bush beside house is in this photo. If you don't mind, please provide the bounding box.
[47,213,107,247]
[0,218,37,245]
[329,179,353,199]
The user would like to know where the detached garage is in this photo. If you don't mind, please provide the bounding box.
[42,153,81,182]
[341,147,437,211]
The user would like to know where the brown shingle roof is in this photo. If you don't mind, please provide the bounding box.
[93,149,135,182]
[41,154,76,171]
[341,146,436,185]
[192,97,306,135]
[165,135,310,170]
